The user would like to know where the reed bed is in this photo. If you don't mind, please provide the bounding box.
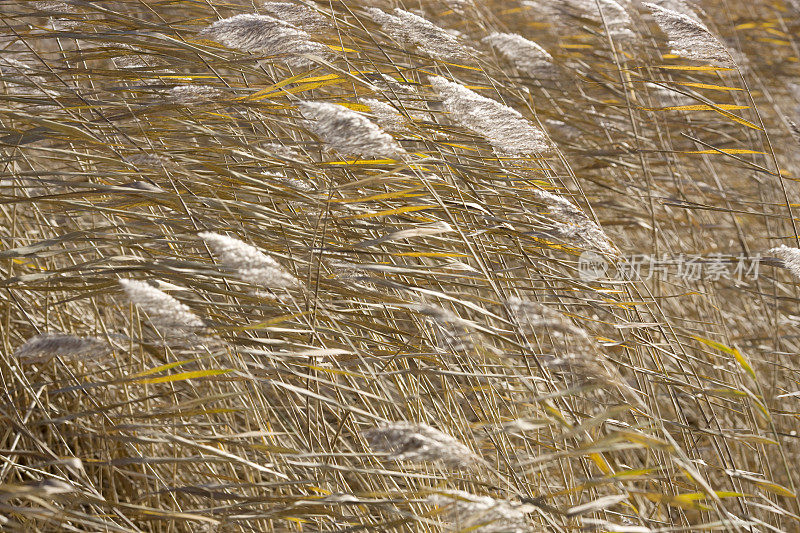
[1,0,800,530]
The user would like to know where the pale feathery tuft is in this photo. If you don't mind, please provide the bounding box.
[124,152,167,169]
[365,422,484,469]
[113,45,170,70]
[199,232,300,288]
[651,0,703,21]
[482,33,554,78]
[581,518,652,533]
[533,189,616,255]
[32,1,79,12]
[426,490,533,533]
[14,333,112,364]
[442,0,473,14]
[272,174,317,192]
[645,82,696,108]
[361,98,407,132]
[200,14,329,67]
[260,142,308,162]
[505,297,617,384]
[119,279,205,332]
[260,2,330,32]
[365,8,471,62]
[643,3,733,66]
[506,297,591,341]
[596,0,635,40]
[768,244,800,280]
[429,76,551,156]
[0,58,56,97]
[416,303,475,352]
[299,101,406,157]
[168,85,223,103]
[788,120,800,145]
[521,0,632,38]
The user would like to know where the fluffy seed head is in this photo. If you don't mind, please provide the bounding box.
[365,422,483,468]
[429,76,551,156]
[651,0,703,21]
[534,189,616,255]
[200,14,329,67]
[260,2,330,31]
[299,101,405,157]
[506,297,590,340]
[768,244,800,280]
[14,333,112,364]
[361,98,407,132]
[365,8,470,62]
[521,0,632,37]
[426,490,532,533]
[644,3,733,66]
[0,58,55,98]
[483,33,554,78]
[168,85,223,103]
[596,0,635,40]
[199,232,299,288]
[417,303,475,352]
[119,279,204,332]
[505,297,618,384]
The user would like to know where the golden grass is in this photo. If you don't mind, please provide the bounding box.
[1,0,799,531]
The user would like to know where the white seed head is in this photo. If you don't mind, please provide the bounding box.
[200,232,299,288]
[0,58,55,97]
[643,3,732,66]
[260,142,307,161]
[119,279,204,331]
[426,490,532,533]
[200,14,329,67]
[365,422,483,468]
[768,244,800,281]
[113,45,170,70]
[521,0,632,38]
[597,0,635,40]
[14,333,112,364]
[416,303,475,352]
[365,8,471,62]
[506,297,618,384]
[483,33,554,78]
[361,98,407,132]
[651,0,703,22]
[260,2,330,31]
[429,76,551,156]
[168,85,223,103]
[506,297,590,340]
[299,101,405,158]
[533,189,616,255]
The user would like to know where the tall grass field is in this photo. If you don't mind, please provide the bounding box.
[2,0,800,530]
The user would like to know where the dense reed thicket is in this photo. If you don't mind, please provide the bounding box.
[2,0,800,531]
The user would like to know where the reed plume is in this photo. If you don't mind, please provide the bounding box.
[299,101,406,157]
[365,8,471,62]
[365,422,484,469]
[643,2,733,66]
[482,33,554,78]
[119,279,204,333]
[199,232,299,289]
[200,13,329,66]
[426,490,533,532]
[429,75,551,156]
[260,2,330,32]
[14,333,112,364]
[768,244,800,280]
